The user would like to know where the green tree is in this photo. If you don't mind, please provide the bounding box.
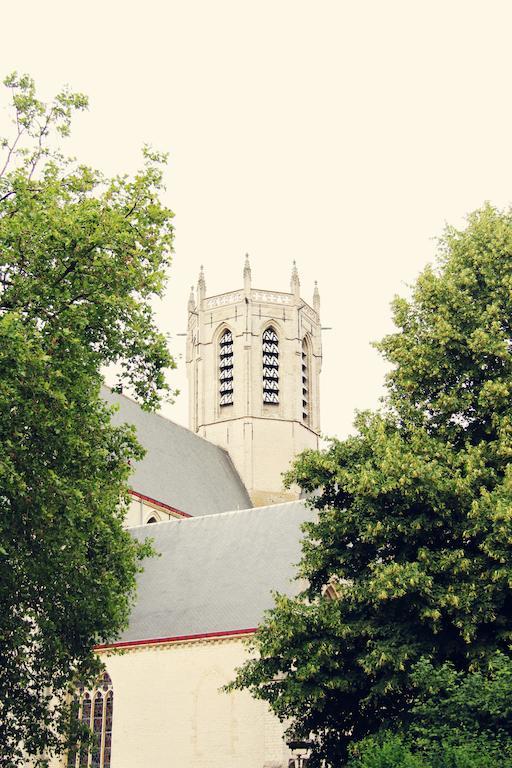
[348,735,506,768]
[0,73,174,765]
[349,653,512,768]
[348,734,427,768]
[229,205,512,765]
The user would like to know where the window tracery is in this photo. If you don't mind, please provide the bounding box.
[262,327,279,404]
[78,695,91,768]
[104,691,113,768]
[219,329,234,406]
[68,672,114,768]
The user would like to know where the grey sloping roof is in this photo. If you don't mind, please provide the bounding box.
[120,501,312,642]
[101,386,251,516]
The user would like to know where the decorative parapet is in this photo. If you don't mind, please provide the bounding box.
[204,288,318,321]
[205,291,244,309]
[251,289,293,305]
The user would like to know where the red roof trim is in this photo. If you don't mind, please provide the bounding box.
[129,489,192,518]
[95,627,257,651]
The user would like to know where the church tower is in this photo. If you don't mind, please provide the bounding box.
[186,258,322,506]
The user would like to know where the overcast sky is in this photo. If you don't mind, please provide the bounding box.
[2,1,512,438]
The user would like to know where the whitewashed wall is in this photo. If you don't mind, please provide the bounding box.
[54,637,292,768]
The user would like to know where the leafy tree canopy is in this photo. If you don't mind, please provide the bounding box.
[348,652,512,768]
[229,205,512,766]
[0,73,174,765]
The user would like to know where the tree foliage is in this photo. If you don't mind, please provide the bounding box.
[349,652,512,767]
[229,205,512,765]
[0,73,174,765]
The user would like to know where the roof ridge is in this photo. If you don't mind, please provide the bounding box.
[126,499,304,530]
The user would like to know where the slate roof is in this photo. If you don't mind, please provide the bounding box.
[101,386,252,516]
[117,501,312,643]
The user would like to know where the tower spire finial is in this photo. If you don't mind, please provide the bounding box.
[197,264,206,302]
[291,260,300,300]
[243,253,252,295]
[313,280,320,313]
[188,285,196,313]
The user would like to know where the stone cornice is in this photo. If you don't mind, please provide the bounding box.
[203,288,318,320]
[95,628,256,654]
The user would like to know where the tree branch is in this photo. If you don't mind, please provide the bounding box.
[0,126,25,178]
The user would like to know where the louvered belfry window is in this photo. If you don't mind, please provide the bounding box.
[219,329,234,406]
[262,327,279,404]
[68,672,114,768]
[302,338,310,424]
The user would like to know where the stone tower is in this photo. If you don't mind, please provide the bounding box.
[186,257,322,506]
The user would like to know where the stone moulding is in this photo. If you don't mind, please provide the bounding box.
[251,290,293,305]
[95,627,257,653]
[205,288,318,320]
[206,291,244,308]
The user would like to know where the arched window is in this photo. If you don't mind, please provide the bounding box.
[91,692,103,767]
[68,673,114,768]
[147,516,157,524]
[219,329,234,406]
[78,695,91,768]
[104,691,113,768]
[302,337,311,425]
[262,327,279,404]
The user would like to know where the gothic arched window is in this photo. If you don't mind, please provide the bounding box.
[68,672,114,768]
[78,695,91,768]
[104,691,114,768]
[262,327,279,404]
[302,337,311,425]
[91,692,103,767]
[219,329,234,406]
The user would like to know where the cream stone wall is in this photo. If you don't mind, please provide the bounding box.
[124,494,183,527]
[201,417,318,506]
[56,636,293,768]
[187,262,322,505]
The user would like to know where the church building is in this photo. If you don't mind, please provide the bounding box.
[60,260,323,768]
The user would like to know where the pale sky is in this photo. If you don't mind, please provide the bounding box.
[2,1,512,438]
